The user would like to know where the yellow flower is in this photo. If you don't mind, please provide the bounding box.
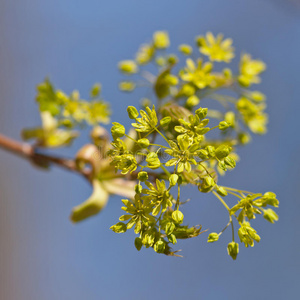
[236,97,268,134]
[118,60,138,74]
[136,44,155,65]
[238,54,266,87]
[198,32,234,63]
[178,44,193,55]
[180,58,214,89]
[153,31,170,49]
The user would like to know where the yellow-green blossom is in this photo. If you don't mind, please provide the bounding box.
[179,44,193,55]
[118,60,138,74]
[238,54,266,87]
[153,31,170,49]
[180,58,214,89]
[136,44,155,65]
[198,32,234,63]
[236,97,268,134]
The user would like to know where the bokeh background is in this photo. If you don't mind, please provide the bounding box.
[0,1,299,299]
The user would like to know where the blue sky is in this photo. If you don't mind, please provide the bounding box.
[0,1,299,299]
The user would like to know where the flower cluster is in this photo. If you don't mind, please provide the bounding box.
[108,31,279,259]
[22,79,110,147]
[22,31,278,260]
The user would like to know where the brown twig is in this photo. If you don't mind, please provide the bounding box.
[0,133,91,180]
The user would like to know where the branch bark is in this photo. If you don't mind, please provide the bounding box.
[0,133,91,180]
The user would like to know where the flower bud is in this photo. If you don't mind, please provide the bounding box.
[153,31,170,49]
[219,121,230,130]
[160,116,171,126]
[118,60,138,74]
[206,145,215,157]
[169,174,179,186]
[197,149,209,159]
[195,107,208,120]
[178,44,193,55]
[146,152,161,169]
[172,210,184,224]
[215,145,232,160]
[207,232,219,243]
[167,54,178,65]
[216,186,228,197]
[137,138,150,148]
[199,176,215,193]
[154,240,166,253]
[238,132,251,145]
[135,184,143,194]
[263,208,279,224]
[251,91,266,102]
[90,83,101,98]
[119,81,136,92]
[127,106,139,119]
[227,242,239,260]
[224,156,236,168]
[225,111,235,127]
[186,95,200,107]
[165,222,176,235]
[137,171,148,182]
[111,122,125,138]
[167,234,177,244]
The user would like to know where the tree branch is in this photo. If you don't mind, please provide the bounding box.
[0,133,91,181]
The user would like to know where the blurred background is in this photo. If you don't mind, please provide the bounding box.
[0,1,299,299]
